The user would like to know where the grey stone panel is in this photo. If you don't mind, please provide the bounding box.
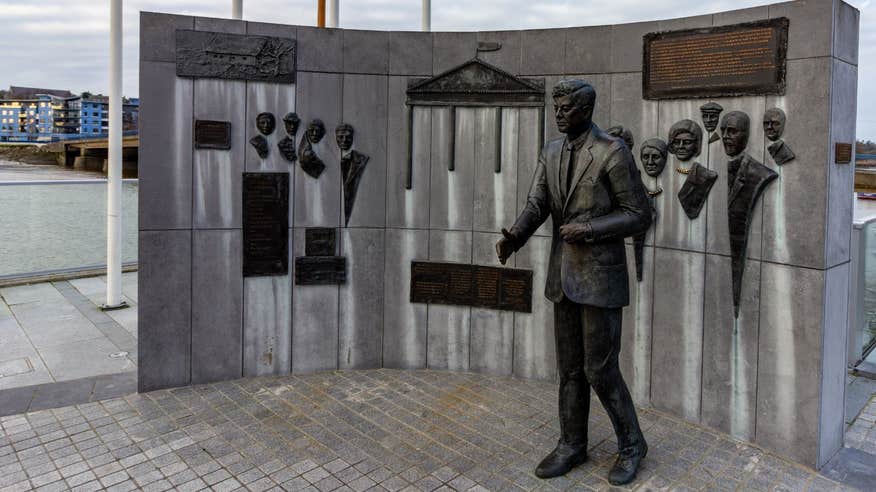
[433,32,477,74]
[244,82,297,172]
[542,75,564,144]
[713,5,770,25]
[139,61,193,230]
[343,74,388,227]
[755,262,825,467]
[138,230,191,392]
[140,12,193,63]
[427,230,472,371]
[389,31,433,76]
[245,20,297,38]
[516,107,551,237]
[294,72,343,228]
[339,228,385,370]
[298,26,343,73]
[834,0,860,66]
[763,58,831,268]
[704,96,766,259]
[610,21,656,73]
[701,255,760,442]
[469,232,513,376]
[386,78,430,229]
[430,106,475,231]
[512,235,556,381]
[382,228,429,369]
[473,107,517,233]
[825,59,857,268]
[191,230,243,384]
[291,228,339,373]
[819,262,850,467]
[194,16,246,34]
[769,0,834,60]
[653,100,707,252]
[243,230,292,377]
[565,26,612,75]
[650,248,705,423]
[520,29,566,75]
[476,31,522,75]
[620,244,653,406]
[192,78,246,229]
[343,30,389,74]
[656,14,713,32]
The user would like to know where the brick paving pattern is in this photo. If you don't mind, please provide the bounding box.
[0,370,856,491]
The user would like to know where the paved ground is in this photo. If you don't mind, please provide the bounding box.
[0,370,861,492]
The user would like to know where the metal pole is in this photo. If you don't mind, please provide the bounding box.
[232,0,243,19]
[318,0,326,27]
[328,0,338,27]
[103,0,126,310]
[422,0,431,31]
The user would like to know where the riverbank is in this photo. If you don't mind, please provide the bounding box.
[0,144,58,166]
[0,157,104,181]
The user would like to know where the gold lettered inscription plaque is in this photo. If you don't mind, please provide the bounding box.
[643,18,789,100]
[835,143,853,164]
[410,261,533,313]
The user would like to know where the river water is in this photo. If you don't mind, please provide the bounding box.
[0,159,137,277]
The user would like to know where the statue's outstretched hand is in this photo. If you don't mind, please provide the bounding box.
[496,228,517,265]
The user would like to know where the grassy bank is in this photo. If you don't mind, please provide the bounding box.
[0,145,59,165]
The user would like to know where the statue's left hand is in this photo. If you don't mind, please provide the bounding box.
[559,223,591,243]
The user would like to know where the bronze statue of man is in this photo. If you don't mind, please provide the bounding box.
[496,80,650,485]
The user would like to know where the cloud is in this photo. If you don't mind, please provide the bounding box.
[0,0,871,138]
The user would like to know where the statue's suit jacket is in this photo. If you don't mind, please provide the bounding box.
[509,124,651,308]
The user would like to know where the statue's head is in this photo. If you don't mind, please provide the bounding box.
[720,111,750,157]
[551,80,596,136]
[667,119,703,162]
[335,123,354,151]
[306,119,326,144]
[607,125,634,151]
[762,107,786,142]
[256,112,275,135]
[640,138,668,177]
[283,112,301,136]
[700,102,724,133]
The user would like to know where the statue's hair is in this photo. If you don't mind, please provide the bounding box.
[700,102,723,113]
[607,125,634,150]
[763,107,786,124]
[720,111,750,131]
[667,119,703,157]
[640,137,668,156]
[308,118,325,129]
[551,80,596,107]
[335,122,354,134]
[283,112,300,123]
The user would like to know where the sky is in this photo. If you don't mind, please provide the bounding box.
[0,0,872,139]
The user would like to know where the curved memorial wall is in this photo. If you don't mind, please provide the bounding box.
[138,0,859,469]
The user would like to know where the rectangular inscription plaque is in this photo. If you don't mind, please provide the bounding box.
[836,143,853,164]
[410,261,533,313]
[194,120,231,150]
[305,228,336,257]
[243,173,289,277]
[643,18,788,100]
[176,30,296,83]
[295,257,346,285]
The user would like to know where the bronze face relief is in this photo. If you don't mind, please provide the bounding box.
[763,107,795,165]
[256,112,276,135]
[668,120,716,220]
[336,123,369,227]
[278,112,300,162]
[298,119,326,178]
[700,102,723,143]
[632,138,667,281]
[607,125,634,151]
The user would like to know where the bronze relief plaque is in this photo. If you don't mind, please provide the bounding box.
[295,257,346,285]
[243,173,289,277]
[176,30,296,83]
[305,228,336,257]
[410,261,533,313]
[836,143,853,164]
[643,18,789,100]
[194,120,231,150]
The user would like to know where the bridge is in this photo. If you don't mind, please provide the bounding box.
[47,135,139,175]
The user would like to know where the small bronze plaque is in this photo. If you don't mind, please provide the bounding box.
[194,120,231,150]
[410,261,533,313]
[176,30,296,83]
[295,256,346,285]
[643,18,789,100]
[305,228,336,257]
[836,142,853,164]
[243,173,289,277]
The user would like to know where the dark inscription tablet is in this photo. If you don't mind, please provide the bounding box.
[176,30,296,83]
[194,120,231,150]
[305,228,336,256]
[836,142,853,164]
[295,257,346,285]
[243,173,289,277]
[643,18,788,100]
[410,261,532,313]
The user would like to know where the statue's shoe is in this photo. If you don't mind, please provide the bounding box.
[534,443,588,479]
[608,441,648,486]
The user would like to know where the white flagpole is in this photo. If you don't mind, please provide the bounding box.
[232,0,243,19]
[328,0,339,27]
[422,0,431,31]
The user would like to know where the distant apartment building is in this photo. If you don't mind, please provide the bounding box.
[0,86,138,143]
